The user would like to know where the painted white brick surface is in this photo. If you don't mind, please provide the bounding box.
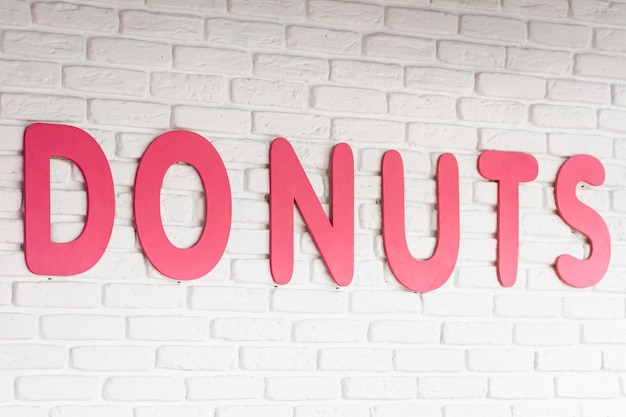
[1,0,626,414]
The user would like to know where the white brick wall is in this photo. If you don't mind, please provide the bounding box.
[1,0,626,415]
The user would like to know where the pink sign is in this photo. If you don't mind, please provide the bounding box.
[23,123,611,290]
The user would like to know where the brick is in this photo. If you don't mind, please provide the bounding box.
[599,109,626,132]
[151,72,225,103]
[307,1,382,28]
[0,344,66,369]
[583,321,626,343]
[595,28,626,53]
[211,317,289,341]
[89,99,170,128]
[190,286,269,312]
[213,138,270,165]
[419,376,487,399]
[312,86,386,114]
[273,289,346,313]
[0,0,31,25]
[531,104,596,129]
[547,79,610,104]
[187,376,263,400]
[231,78,306,109]
[513,403,579,417]
[557,375,620,398]
[64,66,148,97]
[0,60,60,89]
[332,118,404,143]
[548,133,612,157]
[503,0,568,17]
[88,37,171,67]
[241,347,316,370]
[2,405,48,417]
[33,2,117,32]
[446,405,511,417]
[128,316,208,341]
[293,319,366,342]
[50,406,133,417]
[216,405,291,417]
[507,48,573,75]
[467,348,533,372]
[571,0,626,24]
[0,283,10,306]
[0,313,37,340]
[103,377,184,401]
[71,346,153,371]
[476,73,545,99]
[388,93,455,119]
[319,348,391,371]
[207,19,283,48]
[1,93,85,123]
[85,0,142,4]
[230,0,303,20]
[371,404,440,417]
[459,98,526,124]
[581,402,626,417]
[172,106,249,134]
[405,66,474,93]
[434,0,499,9]
[615,85,626,107]
[254,53,328,81]
[386,8,457,35]
[0,219,22,244]
[576,54,626,80]
[490,376,553,399]
[604,348,626,370]
[494,294,561,318]
[0,377,10,402]
[15,282,100,308]
[395,348,464,372]
[121,10,203,41]
[104,284,185,309]
[3,30,84,60]
[295,405,368,417]
[253,111,330,139]
[330,60,402,89]
[369,320,439,344]
[17,376,98,401]
[443,322,512,345]
[344,376,416,399]
[423,293,491,317]
[287,26,360,55]
[157,345,235,371]
[530,22,591,48]
[174,46,251,74]
[536,348,601,371]
[41,315,124,340]
[147,0,225,13]
[266,377,341,400]
[0,125,24,152]
[461,15,527,42]
[364,33,435,62]
[515,322,579,345]
[438,41,505,68]
[351,290,420,314]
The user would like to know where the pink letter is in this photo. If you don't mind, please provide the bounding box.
[24,123,114,275]
[477,150,538,287]
[555,155,610,287]
[270,138,354,286]
[134,130,231,280]
[382,151,460,292]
